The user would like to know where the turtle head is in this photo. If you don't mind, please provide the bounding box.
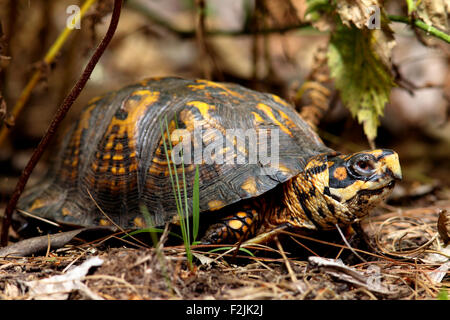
[284,149,401,230]
[324,149,402,217]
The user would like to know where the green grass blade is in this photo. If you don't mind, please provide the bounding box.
[160,115,193,269]
[208,246,255,257]
[192,165,200,242]
[124,228,183,241]
[438,288,448,300]
[177,128,190,249]
[171,112,193,245]
[165,117,191,249]
[164,117,186,234]
[159,117,182,219]
[139,203,160,247]
[137,204,174,293]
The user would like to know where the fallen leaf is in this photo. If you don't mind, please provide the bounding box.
[417,0,449,33]
[192,252,215,265]
[308,256,396,295]
[429,261,450,283]
[336,0,381,29]
[24,256,104,300]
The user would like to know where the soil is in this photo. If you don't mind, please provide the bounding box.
[1,188,449,300]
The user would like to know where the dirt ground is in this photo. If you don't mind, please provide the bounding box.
[1,187,449,300]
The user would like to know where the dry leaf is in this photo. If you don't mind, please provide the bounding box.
[24,256,104,300]
[429,261,450,283]
[308,256,396,295]
[336,0,381,29]
[417,0,449,33]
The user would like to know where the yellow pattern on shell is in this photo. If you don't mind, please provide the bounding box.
[208,199,226,211]
[256,103,293,137]
[241,176,258,196]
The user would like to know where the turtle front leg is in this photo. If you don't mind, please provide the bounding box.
[201,207,260,244]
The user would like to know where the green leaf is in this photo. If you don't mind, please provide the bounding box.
[327,21,395,142]
[438,288,448,300]
[125,228,184,241]
[305,0,332,17]
[305,0,335,31]
[159,115,194,270]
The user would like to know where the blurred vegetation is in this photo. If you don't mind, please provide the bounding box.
[0,0,448,193]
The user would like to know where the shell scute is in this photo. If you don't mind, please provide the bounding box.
[18,78,332,228]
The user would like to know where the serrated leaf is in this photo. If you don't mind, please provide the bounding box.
[305,0,335,31]
[327,22,395,142]
[305,0,331,16]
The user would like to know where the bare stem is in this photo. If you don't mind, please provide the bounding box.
[0,0,123,247]
[388,14,450,43]
[0,0,98,147]
[128,1,450,44]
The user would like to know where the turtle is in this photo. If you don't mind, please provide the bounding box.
[16,77,402,244]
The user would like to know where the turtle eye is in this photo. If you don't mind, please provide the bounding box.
[356,160,372,171]
[349,155,376,177]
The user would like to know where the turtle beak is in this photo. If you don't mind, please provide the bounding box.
[377,149,402,180]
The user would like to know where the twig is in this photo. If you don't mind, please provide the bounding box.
[195,0,212,79]
[374,216,440,259]
[128,0,312,39]
[128,1,449,43]
[280,229,403,263]
[0,0,99,147]
[45,234,51,258]
[335,223,367,263]
[0,0,123,247]
[275,236,297,282]
[288,235,320,257]
[388,14,450,44]
[16,208,61,227]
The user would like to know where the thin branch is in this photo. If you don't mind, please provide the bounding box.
[0,0,99,147]
[388,14,450,44]
[127,0,313,38]
[195,0,212,79]
[0,0,123,247]
[129,1,450,43]
[274,236,298,283]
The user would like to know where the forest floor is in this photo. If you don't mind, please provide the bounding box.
[0,186,449,300]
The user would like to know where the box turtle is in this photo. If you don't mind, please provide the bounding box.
[17,77,402,244]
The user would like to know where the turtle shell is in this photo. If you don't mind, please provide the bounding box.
[17,77,333,229]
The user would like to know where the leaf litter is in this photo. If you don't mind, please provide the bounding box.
[0,194,449,300]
